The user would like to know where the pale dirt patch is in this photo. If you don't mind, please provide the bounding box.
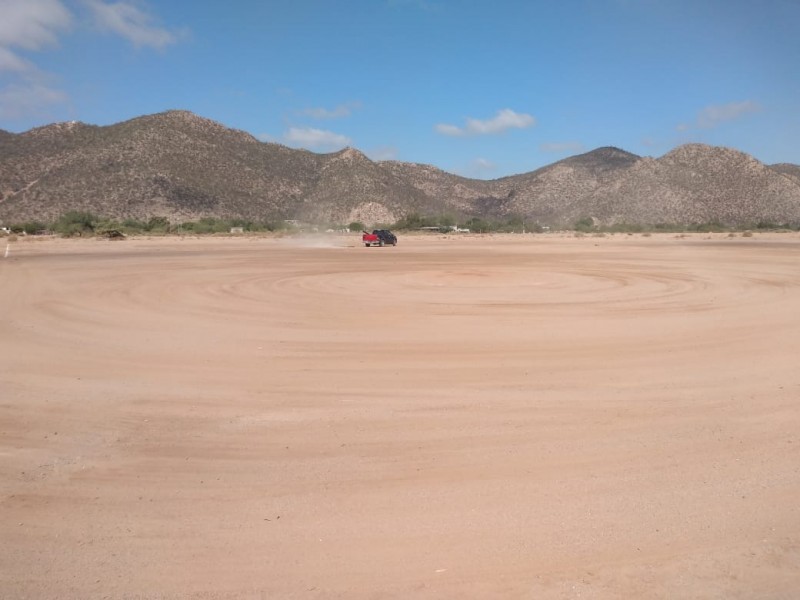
[1,233,799,598]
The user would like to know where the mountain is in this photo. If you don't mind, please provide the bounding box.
[771,163,800,187]
[2,110,800,227]
[482,147,642,222]
[585,144,800,225]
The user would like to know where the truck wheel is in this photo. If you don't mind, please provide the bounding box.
[379,240,384,247]
[364,243,370,247]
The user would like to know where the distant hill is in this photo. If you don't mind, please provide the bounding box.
[770,163,800,188]
[1,110,800,227]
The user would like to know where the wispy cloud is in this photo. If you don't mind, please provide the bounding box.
[697,100,760,129]
[84,0,182,49]
[435,109,536,136]
[455,157,499,178]
[0,0,72,119]
[471,157,496,171]
[468,157,498,176]
[0,81,68,119]
[0,0,72,52]
[0,0,184,123]
[0,47,35,73]
[539,141,584,154]
[368,145,399,161]
[284,127,352,150]
[301,101,361,119]
[677,100,760,132]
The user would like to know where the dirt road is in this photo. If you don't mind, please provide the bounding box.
[2,233,799,598]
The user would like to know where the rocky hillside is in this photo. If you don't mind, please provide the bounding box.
[1,110,799,227]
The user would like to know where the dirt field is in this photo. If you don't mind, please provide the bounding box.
[2,232,799,599]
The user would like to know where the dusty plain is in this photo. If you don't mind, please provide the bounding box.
[1,232,799,599]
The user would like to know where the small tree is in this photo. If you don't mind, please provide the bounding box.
[146,216,170,232]
[348,221,365,232]
[574,216,595,232]
[464,217,492,233]
[394,212,435,230]
[53,211,98,237]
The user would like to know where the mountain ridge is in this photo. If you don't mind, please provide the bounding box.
[1,110,799,227]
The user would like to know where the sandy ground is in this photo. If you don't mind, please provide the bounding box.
[1,231,799,599]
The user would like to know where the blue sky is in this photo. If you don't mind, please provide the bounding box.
[1,0,798,178]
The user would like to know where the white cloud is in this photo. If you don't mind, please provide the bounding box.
[284,127,352,150]
[0,0,72,50]
[697,100,760,129]
[302,101,361,119]
[539,141,585,153]
[0,0,183,124]
[0,1,72,118]
[368,146,399,161]
[0,81,68,119]
[434,123,463,136]
[436,109,536,137]
[468,157,497,176]
[677,100,760,132]
[471,157,496,170]
[84,0,180,49]
[0,0,71,77]
[0,47,34,73]
[456,157,499,178]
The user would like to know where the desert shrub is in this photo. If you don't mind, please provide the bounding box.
[438,214,456,228]
[501,215,526,233]
[120,218,148,234]
[394,212,437,230]
[464,217,492,233]
[526,222,545,233]
[688,221,726,233]
[348,221,365,232]
[254,220,281,232]
[146,216,170,232]
[53,211,99,237]
[9,220,47,234]
[574,216,595,232]
[602,222,643,233]
[653,223,682,232]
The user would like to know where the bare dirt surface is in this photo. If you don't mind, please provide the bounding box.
[2,232,799,599]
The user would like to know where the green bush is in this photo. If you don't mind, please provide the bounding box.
[53,211,99,237]
[574,216,595,232]
[9,220,48,234]
[393,212,437,230]
[146,216,170,232]
[118,219,147,234]
[464,217,491,233]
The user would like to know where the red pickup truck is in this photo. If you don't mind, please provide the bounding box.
[362,229,398,247]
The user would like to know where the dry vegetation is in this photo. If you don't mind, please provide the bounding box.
[2,111,800,229]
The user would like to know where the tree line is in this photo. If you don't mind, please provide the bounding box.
[3,210,798,237]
